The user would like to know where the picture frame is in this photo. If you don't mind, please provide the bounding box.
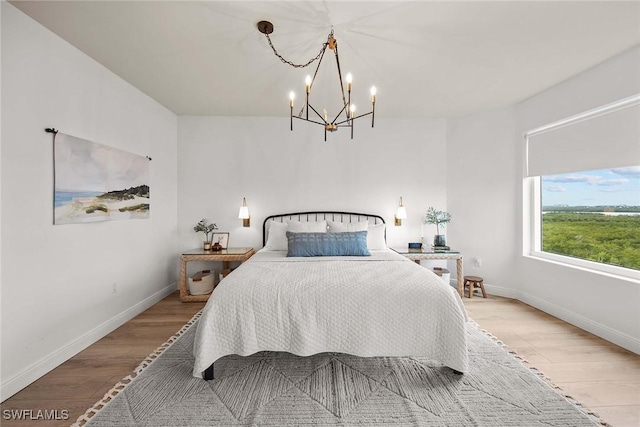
[212,232,229,249]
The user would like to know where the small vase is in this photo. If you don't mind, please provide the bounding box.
[433,235,446,247]
[211,242,222,252]
[203,241,211,251]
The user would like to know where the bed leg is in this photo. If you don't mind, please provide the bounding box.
[204,363,214,380]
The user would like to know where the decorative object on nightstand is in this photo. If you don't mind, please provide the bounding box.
[464,275,487,299]
[194,218,218,251]
[424,207,451,248]
[212,232,229,250]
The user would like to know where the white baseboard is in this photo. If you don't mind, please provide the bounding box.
[469,283,639,355]
[1,283,177,402]
[516,290,640,355]
[484,284,519,299]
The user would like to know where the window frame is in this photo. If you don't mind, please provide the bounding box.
[525,175,639,282]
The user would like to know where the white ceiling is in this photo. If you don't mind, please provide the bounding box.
[9,1,640,119]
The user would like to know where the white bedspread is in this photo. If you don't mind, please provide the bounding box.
[192,249,469,377]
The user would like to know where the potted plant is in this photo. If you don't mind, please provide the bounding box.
[424,207,451,247]
[193,218,218,250]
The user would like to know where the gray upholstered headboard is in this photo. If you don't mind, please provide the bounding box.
[263,211,385,246]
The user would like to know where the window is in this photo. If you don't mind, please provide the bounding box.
[541,167,640,270]
[525,94,640,279]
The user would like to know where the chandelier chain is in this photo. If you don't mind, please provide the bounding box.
[296,42,330,118]
[263,30,333,69]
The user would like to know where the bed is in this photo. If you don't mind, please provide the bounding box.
[192,211,469,379]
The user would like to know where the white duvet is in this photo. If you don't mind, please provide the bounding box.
[192,249,469,377]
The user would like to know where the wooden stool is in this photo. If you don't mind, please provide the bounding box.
[464,275,487,298]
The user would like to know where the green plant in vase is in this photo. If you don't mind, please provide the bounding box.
[424,207,451,247]
[194,218,218,250]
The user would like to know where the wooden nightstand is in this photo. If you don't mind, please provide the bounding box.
[179,247,255,302]
[391,247,464,297]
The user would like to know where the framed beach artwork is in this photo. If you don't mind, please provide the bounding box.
[53,133,150,225]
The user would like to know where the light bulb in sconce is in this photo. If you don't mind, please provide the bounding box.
[238,197,250,227]
[395,196,407,226]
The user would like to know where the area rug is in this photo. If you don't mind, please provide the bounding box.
[73,312,604,426]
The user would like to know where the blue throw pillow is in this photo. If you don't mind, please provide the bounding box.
[286,231,371,257]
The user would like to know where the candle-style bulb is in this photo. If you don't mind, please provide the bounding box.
[346,73,353,91]
[289,92,295,130]
[349,104,356,118]
[305,75,312,93]
[370,86,377,103]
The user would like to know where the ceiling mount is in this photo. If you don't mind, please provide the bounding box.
[257,21,274,35]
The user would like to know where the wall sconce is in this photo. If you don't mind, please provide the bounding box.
[395,197,407,226]
[238,197,250,227]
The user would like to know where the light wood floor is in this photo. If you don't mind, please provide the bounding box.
[1,292,638,426]
[464,295,640,427]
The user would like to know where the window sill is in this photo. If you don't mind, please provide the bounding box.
[525,251,640,284]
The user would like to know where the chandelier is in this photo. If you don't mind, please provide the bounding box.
[257,21,376,141]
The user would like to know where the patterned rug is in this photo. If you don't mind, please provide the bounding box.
[74,313,603,426]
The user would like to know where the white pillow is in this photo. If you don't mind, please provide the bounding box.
[264,220,328,251]
[264,221,289,250]
[367,223,387,250]
[287,220,328,233]
[328,220,386,250]
[327,220,369,233]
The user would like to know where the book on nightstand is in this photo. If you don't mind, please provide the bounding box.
[431,245,450,251]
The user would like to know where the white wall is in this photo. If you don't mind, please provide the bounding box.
[177,116,448,253]
[1,3,178,400]
[446,108,518,297]
[447,46,639,352]
[514,46,640,352]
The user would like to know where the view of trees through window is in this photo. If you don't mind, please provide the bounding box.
[541,166,640,271]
